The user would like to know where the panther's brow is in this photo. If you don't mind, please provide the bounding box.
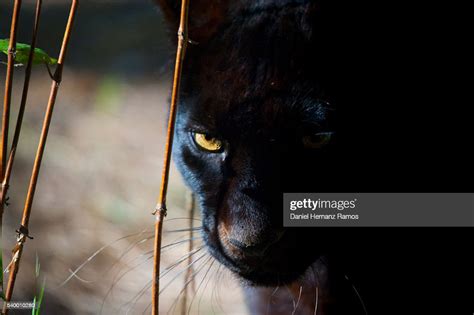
[184,116,219,134]
[296,99,333,127]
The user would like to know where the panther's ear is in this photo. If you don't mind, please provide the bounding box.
[156,0,230,43]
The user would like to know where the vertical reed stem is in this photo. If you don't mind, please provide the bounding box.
[3,0,43,202]
[2,2,79,313]
[152,0,190,313]
[0,0,22,299]
[1,0,22,183]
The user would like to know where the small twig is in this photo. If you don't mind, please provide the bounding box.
[181,192,195,314]
[1,0,22,182]
[151,0,190,313]
[45,62,54,80]
[2,1,79,313]
[0,0,22,302]
[2,0,43,233]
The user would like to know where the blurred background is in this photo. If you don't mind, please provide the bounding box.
[0,0,245,314]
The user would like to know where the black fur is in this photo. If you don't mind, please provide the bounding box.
[156,0,473,314]
[173,0,335,286]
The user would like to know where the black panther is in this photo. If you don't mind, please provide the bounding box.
[156,0,473,314]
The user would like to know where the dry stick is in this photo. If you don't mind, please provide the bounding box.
[0,0,22,298]
[1,0,41,301]
[2,1,79,313]
[151,0,190,314]
[3,0,43,208]
[1,6,44,289]
[1,0,21,183]
[181,192,195,314]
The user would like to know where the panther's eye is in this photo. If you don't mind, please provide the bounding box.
[302,132,333,149]
[193,133,223,152]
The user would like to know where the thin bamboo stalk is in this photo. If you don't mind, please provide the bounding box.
[3,0,43,201]
[1,0,22,182]
[181,192,195,314]
[0,0,21,299]
[151,0,190,313]
[2,1,79,313]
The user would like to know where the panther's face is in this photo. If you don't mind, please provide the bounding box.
[173,86,334,285]
[158,1,338,285]
[173,99,335,285]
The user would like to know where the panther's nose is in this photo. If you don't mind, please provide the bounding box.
[218,223,285,259]
[227,237,270,257]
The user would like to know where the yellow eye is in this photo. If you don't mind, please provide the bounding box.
[193,133,223,152]
[302,132,333,149]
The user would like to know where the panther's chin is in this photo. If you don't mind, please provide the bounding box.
[219,253,307,286]
[205,238,307,287]
[202,221,318,287]
[236,269,303,287]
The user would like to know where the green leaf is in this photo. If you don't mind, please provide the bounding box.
[32,297,37,315]
[33,278,46,315]
[32,255,46,315]
[36,279,46,315]
[0,39,58,66]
